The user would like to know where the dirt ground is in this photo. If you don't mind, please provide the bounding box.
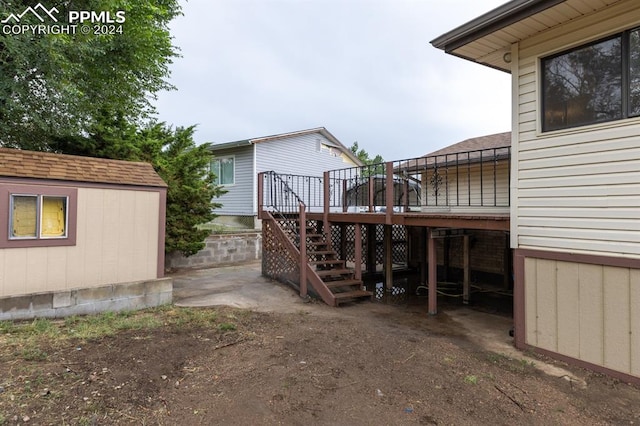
[1,298,639,425]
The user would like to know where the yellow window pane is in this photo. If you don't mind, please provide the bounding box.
[11,195,37,238]
[41,196,67,238]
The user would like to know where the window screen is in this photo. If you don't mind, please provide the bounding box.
[41,196,67,238]
[11,195,37,238]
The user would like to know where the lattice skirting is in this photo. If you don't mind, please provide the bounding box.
[262,219,299,286]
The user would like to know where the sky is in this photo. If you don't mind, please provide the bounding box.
[154,0,512,161]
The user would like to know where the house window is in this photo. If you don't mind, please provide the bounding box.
[542,28,640,132]
[211,156,235,185]
[10,194,68,239]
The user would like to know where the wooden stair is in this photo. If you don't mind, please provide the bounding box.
[300,222,372,306]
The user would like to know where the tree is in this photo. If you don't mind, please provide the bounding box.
[149,125,226,257]
[0,0,181,150]
[53,119,226,256]
[1,1,224,256]
[350,141,384,176]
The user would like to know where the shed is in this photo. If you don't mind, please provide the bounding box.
[0,148,171,319]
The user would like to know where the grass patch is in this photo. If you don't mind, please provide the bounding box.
[218,322,237,332]
[464,375,478,385]
[0,307,234,355]
[20,345,48,362]
[485,351,537,374]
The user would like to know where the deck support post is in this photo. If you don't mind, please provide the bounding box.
[463,234,470,305]
[323,171,332,247]
[354,224,362,281]
[366,224,377,274]
[503,233,511,290]
[428,227,437,315]
[257,172,264,220]
[385,162,394,225]
[384,225,393,290]
[420,227,427,284]
[368,176,375,213]
[299,203,307,298]
[342,180,348,212]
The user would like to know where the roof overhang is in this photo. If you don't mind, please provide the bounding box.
[431,0,623,72]
[209,127,364,166]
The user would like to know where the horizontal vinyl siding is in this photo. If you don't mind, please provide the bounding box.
[514,1,640,257]
[212,146,254,216]
[255,132,357,176]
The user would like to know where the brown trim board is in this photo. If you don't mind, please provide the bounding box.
[513,248,640,384]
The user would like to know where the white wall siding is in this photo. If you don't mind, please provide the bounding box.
[255,133,357,176]
[514,0,640,257]
[211,146,254,216]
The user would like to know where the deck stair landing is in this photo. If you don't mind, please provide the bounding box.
[301,226,372,306]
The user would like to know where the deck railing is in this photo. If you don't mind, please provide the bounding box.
[258,146,511,219]
[327,146,511,212]
[259,171,311,214]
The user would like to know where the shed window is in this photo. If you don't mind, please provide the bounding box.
[542,28,640,131]
[11,195,37,237]
[211,156,235,185]
[10,194,68,239]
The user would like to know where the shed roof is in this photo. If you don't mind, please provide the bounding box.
[431,0,624,72]
[0,148,167,188]
[209,127,364,166]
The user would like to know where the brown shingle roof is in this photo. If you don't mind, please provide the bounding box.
[424,132,511,157]
[0,148,166,187]
[396,132,511,172]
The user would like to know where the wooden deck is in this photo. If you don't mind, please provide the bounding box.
[307,211,510,231]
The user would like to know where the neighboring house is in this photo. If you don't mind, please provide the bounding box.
[416,132,511,213]
[0,148,171,319]
[413,132,512,297]
[433,0,640,383]
[209,127,363,229]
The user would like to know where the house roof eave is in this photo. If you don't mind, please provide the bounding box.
[210,127,364,166]
[430,0,563,53]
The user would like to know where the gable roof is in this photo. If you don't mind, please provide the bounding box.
[209,127,363,166]
[397,132,511,171]
[424,132,511,157]
[0,148,167,188]
[431,0,623,72]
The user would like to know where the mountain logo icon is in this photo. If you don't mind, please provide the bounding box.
[2,3,59,24]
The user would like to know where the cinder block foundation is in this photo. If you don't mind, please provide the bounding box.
[0,278,173,321]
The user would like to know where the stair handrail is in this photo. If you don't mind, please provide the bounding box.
[261,170,307,215]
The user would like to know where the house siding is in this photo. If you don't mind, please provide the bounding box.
[514,1,640,258]
[511,0,640,382]
[211,145,254,216]
[255,132,358,176]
